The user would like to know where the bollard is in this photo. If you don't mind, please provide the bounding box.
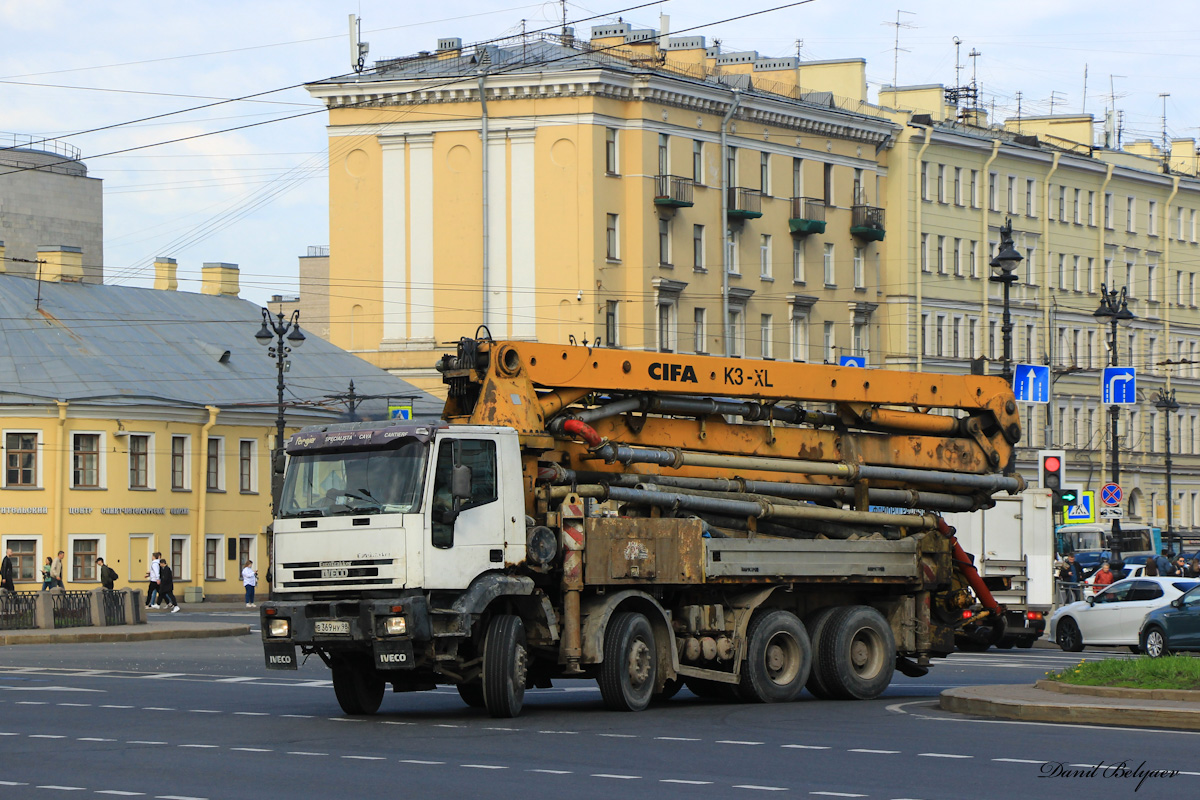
[34,591,54,629]
[124,589,145,625]
[88,588,106,627]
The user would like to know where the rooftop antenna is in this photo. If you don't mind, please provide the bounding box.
[1160,92,1171,169]
[953,37,963,89]
[1014,90,1023,133]
[1081,63,1088,113]
[561,0,568,34]
[884,10,915,87]
[348,14,369,73]
[968,47,981,109]
[1048,90,1065,114]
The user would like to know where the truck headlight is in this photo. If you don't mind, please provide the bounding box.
[267,619,291,638]
[383,616,407,636]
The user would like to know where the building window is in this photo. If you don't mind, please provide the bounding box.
[659,218,672,266]
[760,152,770,195]
[938,164,946,203]
[792,157,803,196]
[823,163,834,205]
[693,139,703,184]
[5,432,37,487]
[920,161,929,201]
[727,228,739,275]
[1073,188,1081,224]
[73,539,98,582]
[760,314,773,359]
[171,436,187,490]
[9,539,36,580]
[605,128,618,173]
[791,313,808,362]
[936,236,945,274]
[657,301,676,353]
[988,172,998,211]
[729,309,745,357]
[760,234,772,279]
[823,243,835,286]
[129,434,149,489]
[693,225,705,271]
[72,434,99,488]
[1073,256,1081,291]
[853,247,865,288]
[921,313,929,355]
[1056,185,1065,221]
[792,239,805,283]
[1007,175,1015,213]
[605,301,619,347]
[1088,191,1096,226]
[952,238,962,277]
[824,321,836,363]
[239,440,255,493]
[1149,200,1158,235]
[921,233,930,273]
[1026,179,1036,217]
[694,307,707,354]
[206,438,221,492]
[606,213,619,260]
[970,170,979,208]
[171,538,185,580]
[954,167,962,205]
[1127,196,1136,232]
[658,133,669,175]
[205,537,219,580]
[1148,263,1158,300]
[853,321,869,358]
[1025,248,1036,286]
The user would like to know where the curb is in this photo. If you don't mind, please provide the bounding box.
[0,624,251,646]
[1034,679,1200,702]
[940,685,1200,731]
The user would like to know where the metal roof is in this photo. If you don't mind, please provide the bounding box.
[0,274,443,420]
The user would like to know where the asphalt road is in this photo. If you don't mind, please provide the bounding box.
[0,615,1194,800]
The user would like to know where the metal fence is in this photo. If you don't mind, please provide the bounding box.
[102,590,127,626]
[52,591,92,629]
[0,591,39,631]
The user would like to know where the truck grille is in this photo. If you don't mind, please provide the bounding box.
[278,558,399,589]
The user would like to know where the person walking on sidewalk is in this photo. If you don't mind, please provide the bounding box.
[96,558,117,591]
[0,547,14,592]
[241,560,258,607]
[157,558,179,612]
[146,552,161,609]
[50,551,64,589]
[40,557,53,590]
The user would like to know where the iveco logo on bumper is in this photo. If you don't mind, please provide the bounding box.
[268,655,293,665]
[378,653,408,663]
[648,362,697,383]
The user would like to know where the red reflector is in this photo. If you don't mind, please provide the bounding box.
[265,608,277,616]
[1044,456,1060,472]
[390,605,404,614]
[962,610,973,619]
[1026,611,1043,620]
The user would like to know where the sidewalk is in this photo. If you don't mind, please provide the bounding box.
[941,680,1200,730]
[0,602,254,646]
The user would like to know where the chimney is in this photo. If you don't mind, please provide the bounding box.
[153,257,178,291]
[201,262,240,297]
[36,245,84,283]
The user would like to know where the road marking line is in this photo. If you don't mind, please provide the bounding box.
[231,748,272,752]
[528,770,572,775]
[36,787,85,791]
[662,779,713,785]
[993,758,1043,764]
[79,738,116,742]
[380,721,415,726]
[809,793,865,797]
[733,785,788,791]
[31,734,66,739]
[216,677,258,683]
[484,727,519,731]
[400,760,444,765]
[279,714,313,719]
[597,733,637,738]
[178,744,218,749]
[462,765,508,769]
[1177,771,1200,776]
[286,751,327,756]
[434,724,464,728]
[0,781,28,786]
[144,707,175,711]
[16,701,48,705]
[343,756,386,761]
[591,774,641,779]
[101,705,134,709]
[233,712,268,716]
[57,703,91,707]
[0,733,19,736]
[141,673,186,680]
[782,745,831,750]
[1069,763,1102,769]
[329,718,365,723]
[918,753,972,759]
[538,730,579,734]
[188,710,221,714]
[127,741,167,745]
[849,749,899,754]
[717,740,763,746]
[656,736,700,741]
[96,791,144,796]
[156,795,208,800]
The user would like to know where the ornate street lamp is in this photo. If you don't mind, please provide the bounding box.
[1094,284,1134,555]
[1155,387,1181,555]
[988,218,1023,383]
[256,308,305,512]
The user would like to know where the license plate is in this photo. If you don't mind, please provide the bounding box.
[321,568,349,579]
[314,620,350,635]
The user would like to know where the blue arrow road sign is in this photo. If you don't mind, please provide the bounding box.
[839,356,866,368]
[1102,367,1137,404]
[1014,364,1050,404]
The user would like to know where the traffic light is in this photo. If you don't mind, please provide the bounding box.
[1038,449,1068,509]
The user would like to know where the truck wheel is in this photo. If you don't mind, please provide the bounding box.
[331,656,385,716]
[803,607,838,699]
[738,610,811,703]
[456,681,485,708]
[483,615,527,718]
[817,606,895,701]
[1055,618,1084,652]
[598,612,656,712]
[1143,627,1169,658]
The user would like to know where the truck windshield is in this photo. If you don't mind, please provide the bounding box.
[279,441,427,518]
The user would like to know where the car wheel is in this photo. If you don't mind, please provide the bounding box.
[1143,627,1169,658]
[1055,618,1084,653]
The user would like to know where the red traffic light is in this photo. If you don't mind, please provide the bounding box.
[1043,456,1061,472]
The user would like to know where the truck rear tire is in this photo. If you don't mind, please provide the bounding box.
[598,612,656,712]
[738,610,811,703]
[803,607,839,699]
[457,681,485,708]
[483,615,528,718]
[816,606,895,701]
[331,656,385,716]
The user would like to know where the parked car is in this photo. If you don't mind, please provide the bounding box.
[1049,577,1200,652]
[1140,584,1200,657]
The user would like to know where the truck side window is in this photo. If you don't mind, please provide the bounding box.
[431,439,497,548]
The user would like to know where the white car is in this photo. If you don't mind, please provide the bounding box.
[1050,577,1200,651]
[1082,564,1144,597]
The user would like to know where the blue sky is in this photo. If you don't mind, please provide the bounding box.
[3,1,1195,306]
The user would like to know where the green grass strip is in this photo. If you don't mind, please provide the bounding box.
[1044,654,1200,690]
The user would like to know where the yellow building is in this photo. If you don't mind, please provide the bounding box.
[0,249,439,597]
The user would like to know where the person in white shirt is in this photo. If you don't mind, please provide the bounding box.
[146,551,162,609]
[242,560,258,607]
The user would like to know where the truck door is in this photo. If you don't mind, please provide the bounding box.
[422,436,506,589]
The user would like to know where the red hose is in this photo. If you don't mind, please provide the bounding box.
[936,516,1002,616]
[562,418,604,448]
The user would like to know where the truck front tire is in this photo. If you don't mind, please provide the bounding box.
[739,610,811,703]
[483,615,528,718]
[599,612,657,712]
[815,605,895,701]
[331,656,385,716]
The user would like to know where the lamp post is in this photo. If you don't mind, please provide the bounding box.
[1154,387,1180,555]
[988,218,1023,383]
[1094,283,1134,555]
[256,308,305,512]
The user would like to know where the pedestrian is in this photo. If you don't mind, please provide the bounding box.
[1190,557,1200,579]
[40,557,53,590]
[145,551,161,609]
[1155,548,1173,576]
[0,547,14,592]
[1058,554,1084,602]
[50,550,64,588]
[1176,556,1189,578]
[241,560,258,607]
[96,557,117,591]
[1093,561,1116,587]
[157,558,179,612]
[1145,557,1159,577]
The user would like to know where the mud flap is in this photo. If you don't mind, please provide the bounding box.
[374,640,415,670]
[263,642,298,670]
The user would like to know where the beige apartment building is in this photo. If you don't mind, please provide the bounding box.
[306,24,1200,541]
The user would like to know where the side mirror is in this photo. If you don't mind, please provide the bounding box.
[1172,598,1184,609]
[451,464,472,501]
[1086,596,1095,606]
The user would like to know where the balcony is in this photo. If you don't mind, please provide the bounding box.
[788,197,826,236]
[850,204,886,241]
[727,187,763,220]
[654,174,694,208]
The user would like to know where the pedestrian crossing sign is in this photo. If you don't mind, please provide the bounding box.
[1063,491,1095,524]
